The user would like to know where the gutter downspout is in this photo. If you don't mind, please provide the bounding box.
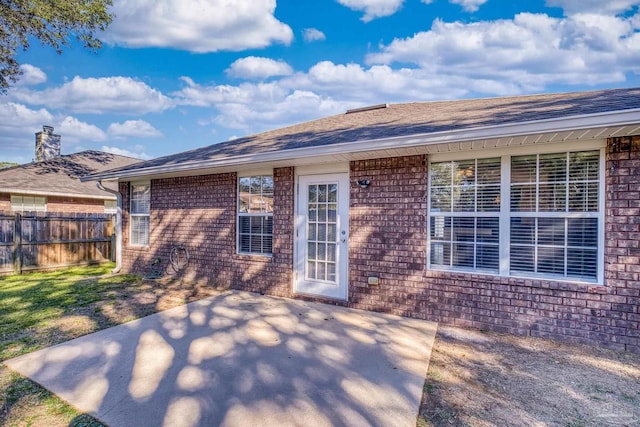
[97,181,122,274]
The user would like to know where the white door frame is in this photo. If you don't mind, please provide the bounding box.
[294,170,349,300]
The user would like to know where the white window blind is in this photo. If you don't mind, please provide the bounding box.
[11,195,46,213]
[238,175,273,255]
[429,158,501,272]
[509,151,600,281]
[428,149,602,283]
[130,183,150,246]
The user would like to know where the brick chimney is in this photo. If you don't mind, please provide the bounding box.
[35,125,61,161]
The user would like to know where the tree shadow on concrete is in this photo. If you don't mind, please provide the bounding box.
[6,291,435,427]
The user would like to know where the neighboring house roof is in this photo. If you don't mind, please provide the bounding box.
[85,87,640,182]
[0,151,141,199]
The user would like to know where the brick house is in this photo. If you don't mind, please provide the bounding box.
[85,88,640,352]
[0,126,140,214]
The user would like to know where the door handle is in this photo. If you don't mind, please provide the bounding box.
[340,230,347,243]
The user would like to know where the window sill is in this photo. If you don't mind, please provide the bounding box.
[235,252,273,261]
[127,245,150,252]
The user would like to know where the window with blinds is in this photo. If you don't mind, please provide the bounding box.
[11,195,46,213]
[429,158,501,272]
[238,175,273,255]
[510,151,600,280]
[428,149,603,283]
[130,183,150,246]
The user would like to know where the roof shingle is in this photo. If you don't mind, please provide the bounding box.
[0,151,140,198]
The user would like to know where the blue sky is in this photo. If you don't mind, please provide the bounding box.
[2,0,639,163]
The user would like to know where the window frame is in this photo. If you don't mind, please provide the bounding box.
[427,141,605,285]
[10,195,46,213]
[237,173,274,256]
[129,182,150,247]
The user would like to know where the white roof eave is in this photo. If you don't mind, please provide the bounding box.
[0,188,117,200]
[82,108,640,182]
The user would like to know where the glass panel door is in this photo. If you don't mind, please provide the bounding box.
[295,173,349,300]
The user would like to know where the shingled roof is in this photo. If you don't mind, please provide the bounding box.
[0,151,140,199]
[86,87,640,181]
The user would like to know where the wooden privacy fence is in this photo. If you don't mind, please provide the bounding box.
[0,212,114,275]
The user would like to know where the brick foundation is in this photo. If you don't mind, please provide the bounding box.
[120,137,640,353]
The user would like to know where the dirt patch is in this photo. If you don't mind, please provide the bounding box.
[92,278,222,323]
[418,326,640,427]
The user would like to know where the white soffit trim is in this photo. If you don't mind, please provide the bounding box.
[1,188,117,200]
[296,163,349,176]
[84,108,640,181]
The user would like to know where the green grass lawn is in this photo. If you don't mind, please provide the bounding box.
[0,263,140,426]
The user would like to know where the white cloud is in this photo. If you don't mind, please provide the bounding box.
[292,61,475,101]
[303,28,326,42]
[0,103,55,161]
[336,0,405,21]
[366,12,640,92]
[449,0,488,12]
[174,77,290,107]
[108,120,163,138]
[545,0,640,15]
[101,145,152,160]
[174,77,359,131]
[13,76,172,115]
[18,64,47,86]
[0,104,108,162]
[104,0,293,52]
[0,103,53,133]
[208,89,357,130]
[226,57,294,80]
[174,60,495,132]
[58,116,108,142]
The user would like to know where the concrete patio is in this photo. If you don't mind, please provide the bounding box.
[5,291,437,426]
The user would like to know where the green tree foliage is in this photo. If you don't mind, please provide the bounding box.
[0,161,19,169]
[0,0,113,93]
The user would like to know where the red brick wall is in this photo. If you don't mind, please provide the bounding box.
[121,168,294,296]
[0,194,9,212]
[47,196,106,213]
[119,137,639,353]
[349,156,427,312]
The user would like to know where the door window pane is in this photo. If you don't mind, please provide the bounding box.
[305,182,339,283]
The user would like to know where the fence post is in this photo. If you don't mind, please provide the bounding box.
[13,213,22,274]
[110,217,116,262]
